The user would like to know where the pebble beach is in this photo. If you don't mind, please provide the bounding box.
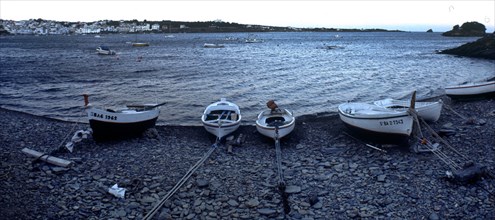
[1,95,494,219]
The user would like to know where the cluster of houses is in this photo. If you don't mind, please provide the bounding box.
[0,19,179,35]
[0,19,302,36]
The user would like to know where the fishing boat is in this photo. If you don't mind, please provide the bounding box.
[83,94,163,140]
[445,80,495,99]
[256,100,295,140]
[203,43,225,48]
[245,38,264,43]
[245,34,264,43]
[256,100,295,212]
[338,102,414,144]
[201,98,242,139]
[132,42,150,47]
[96,46,116,55]
[374,98,442,122]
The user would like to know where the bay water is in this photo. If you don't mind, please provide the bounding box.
[1,32,493,125]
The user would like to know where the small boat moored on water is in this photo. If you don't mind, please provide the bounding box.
[203,43,225,48]
[201,98,242,139]
[374,98,442,122]
[83,94,163,140]
[96,46,116,55]
[256,100,295,140]
[445,80,495,99]
[245,38,264,43]
[338,102,414,144]
[245,34,264,43]
[132,42,150,47]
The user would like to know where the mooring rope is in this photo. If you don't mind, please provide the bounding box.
[410,109,472,171]
[443,104,467,120]
[143,140,220,220]
[32,108,85,168]
[56,107,87,151]
[416,137,462,171]
[417,115,470,161]
[53,117,81,153]
[274,126,291,214]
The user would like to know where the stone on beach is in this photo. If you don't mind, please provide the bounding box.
[1,95,494,219]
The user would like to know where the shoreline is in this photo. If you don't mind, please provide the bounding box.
[0,93,444,127]
[1,94,494,219]
[0,105,343,127]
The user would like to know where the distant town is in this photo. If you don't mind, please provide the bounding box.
[0,19,403,35]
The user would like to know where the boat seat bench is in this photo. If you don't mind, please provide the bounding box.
[205,110,237,121]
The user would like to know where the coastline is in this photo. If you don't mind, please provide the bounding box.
[0,94,493,219]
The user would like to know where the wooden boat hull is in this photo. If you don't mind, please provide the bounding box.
[338,102,413,144]
[201,99,241,139]
[374,98,442,122]
[87,107,159,140]
[256,109,295,139]
[445,81,495,99]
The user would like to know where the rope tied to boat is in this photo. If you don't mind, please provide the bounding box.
[409,109,473,172]
[274,125,291,214]
[31,107,86,170]
[443,104,467,120]
[143,139,221,220]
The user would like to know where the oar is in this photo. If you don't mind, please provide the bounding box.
[126,102,167,109]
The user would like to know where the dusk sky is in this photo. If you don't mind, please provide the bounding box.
[1,1,494,32]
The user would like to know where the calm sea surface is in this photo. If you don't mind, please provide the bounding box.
[1,32,494,125]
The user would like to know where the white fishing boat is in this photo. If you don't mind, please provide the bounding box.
[96,46,116,55]
[203,43,225,48]
[338,102,414,144]
[445,80,495,99]
[256,100,295,140]
[83,95,163,140]
[374,98,442,122]
[245,34,264,43]
[245,38,264,43]
[201,98,242,139]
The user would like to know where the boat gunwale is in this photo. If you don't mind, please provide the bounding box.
[338,109,411,120]
[255,109,295,130]
[88,116,159,125]
[255,119,295,130]
[445,81,495,90]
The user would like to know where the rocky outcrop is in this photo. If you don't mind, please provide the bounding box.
[426,29,433,33]
[442,21,486,37]
[439,33,495,59]
[0,25,10,35]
